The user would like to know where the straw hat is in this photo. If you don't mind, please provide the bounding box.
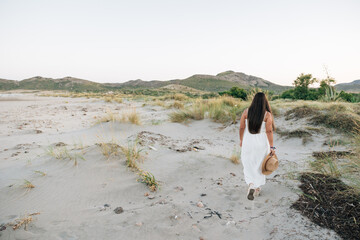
[261,152,279,175]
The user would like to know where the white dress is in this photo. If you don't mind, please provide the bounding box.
[241,113,270,188]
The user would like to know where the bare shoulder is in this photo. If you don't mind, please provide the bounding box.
[264,111,272,122]
[243,108,248,118]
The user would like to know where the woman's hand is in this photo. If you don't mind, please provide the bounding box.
[270,148,275,155]
[240,141,242,147]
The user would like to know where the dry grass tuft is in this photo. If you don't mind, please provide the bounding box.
[95,110,121,124]
[97,139,121,159]
[34,170,46,176]
[171,101,184,109]
[153,100,166,107]
[230,148,240,164]
[10,213,40,230]
[46,145,85,166]
[23,179,35,189]
[122,108,141,125]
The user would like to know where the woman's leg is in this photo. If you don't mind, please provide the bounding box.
[254,187,261,197]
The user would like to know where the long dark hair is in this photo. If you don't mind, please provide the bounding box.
[247,92,275,134]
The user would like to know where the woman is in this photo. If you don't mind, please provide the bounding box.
[239,92,275,200]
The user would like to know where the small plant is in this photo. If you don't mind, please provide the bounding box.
[34,170,46,176]
[23,179,35,189]
[121,140,143,170]
[230,148,240,164]
[138,171,159,191]
[11,212,40,230]
[97,137,121,159]
[151,120,162,125]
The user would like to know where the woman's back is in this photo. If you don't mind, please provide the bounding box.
[241,109,270,189]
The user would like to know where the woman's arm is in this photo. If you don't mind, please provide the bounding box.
[265,112,275,152]
[239,109,247,147]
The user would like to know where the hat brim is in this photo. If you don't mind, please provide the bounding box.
[261,153,278,175]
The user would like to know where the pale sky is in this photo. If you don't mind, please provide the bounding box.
[0,0,359,85]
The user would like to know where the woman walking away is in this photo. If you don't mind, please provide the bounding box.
[239,92,276,200]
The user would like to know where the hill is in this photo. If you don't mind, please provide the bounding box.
[335,80,360,93]
[107,71,290,93]
[0,71,291,93]
[0,76,105,91]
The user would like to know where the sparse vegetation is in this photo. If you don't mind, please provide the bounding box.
[46,145,85,166]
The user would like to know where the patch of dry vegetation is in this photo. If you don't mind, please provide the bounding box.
[169,96,247,124]
[10,213,40,231]
[292,173,360,240]
[23,179,35,189]
[97,138,121,159]
[95,110,121,124]
[230,148,240,164]
[282,102,360,134]
[169,101,184,109]
[46,145,85,166]
[276,128,313,145]
[95,108,141,125]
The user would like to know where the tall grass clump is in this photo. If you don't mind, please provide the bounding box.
[122,108,141,125]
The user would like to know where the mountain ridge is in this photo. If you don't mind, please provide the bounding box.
[6,71,355,93]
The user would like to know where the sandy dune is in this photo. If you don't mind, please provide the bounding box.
[0,93,342,239]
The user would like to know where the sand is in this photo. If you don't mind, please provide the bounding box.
[0,93,342,239]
